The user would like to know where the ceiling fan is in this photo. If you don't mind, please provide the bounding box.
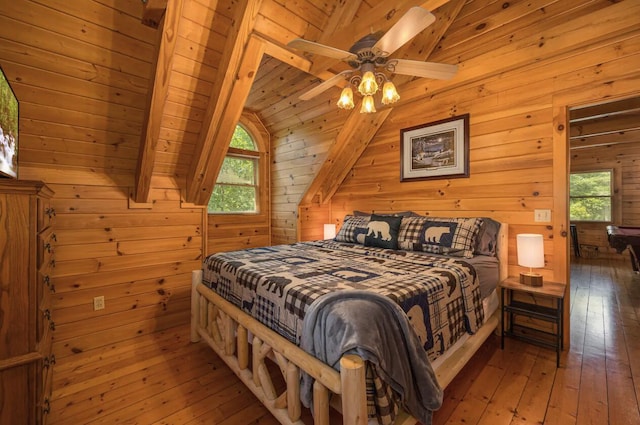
[287,7,458,103]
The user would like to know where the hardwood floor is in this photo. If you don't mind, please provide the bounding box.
[51,258,640,425]
[434,256,640,425]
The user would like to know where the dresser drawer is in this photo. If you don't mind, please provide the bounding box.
[41,354,55,400]
[38,228,56,272]
[37,307,55,353]
[39,361,54,425]
[38,272,55,314]
[37,197,56,232]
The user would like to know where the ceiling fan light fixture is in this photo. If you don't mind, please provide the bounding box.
[381,81,400,105]
[336,87,355,110]
[358,71,378,96]
[360,95,376,113]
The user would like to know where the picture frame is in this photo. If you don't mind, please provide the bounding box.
[400,113,469,182]
[0,65,18,179]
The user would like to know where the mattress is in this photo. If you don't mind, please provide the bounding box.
[203,240,497,363]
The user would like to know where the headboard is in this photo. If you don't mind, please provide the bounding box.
[497,222,509,283]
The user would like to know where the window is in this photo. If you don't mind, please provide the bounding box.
[208,125,259,214]
[569,170,612,222]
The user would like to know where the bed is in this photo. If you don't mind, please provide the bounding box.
[191,214,508,425]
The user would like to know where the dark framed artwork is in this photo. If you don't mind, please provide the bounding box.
[400,114,469,182]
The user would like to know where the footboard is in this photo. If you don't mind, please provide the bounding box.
[191,269,374,425]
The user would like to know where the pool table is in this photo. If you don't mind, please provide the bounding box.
[607,225,640,272]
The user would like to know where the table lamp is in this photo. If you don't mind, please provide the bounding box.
[323,224,336,240]
[517,233,544,286]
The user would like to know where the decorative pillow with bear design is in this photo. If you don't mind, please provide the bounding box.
[334,214,370,244]
[363,214,402,250]
[398,216,482,258]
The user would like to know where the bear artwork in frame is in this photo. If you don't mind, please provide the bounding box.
[400,114,469,182]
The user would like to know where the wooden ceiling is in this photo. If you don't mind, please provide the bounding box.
[569,96,640,150]
[130,0,639,206]
[133,0,461,204]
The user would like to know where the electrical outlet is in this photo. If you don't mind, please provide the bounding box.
[93,296,105,311]
[534,209,551,222]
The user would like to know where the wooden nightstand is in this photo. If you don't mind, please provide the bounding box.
[499,277,566,367]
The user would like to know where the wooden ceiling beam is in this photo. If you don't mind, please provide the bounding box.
[569,111,640,138]
[133,0,184,204]
[185,0,264,205]
[141,0,168,28]
[261,34,311,73]
[570,128,640,149]
[301,108,393,205]
[570,97,640,122]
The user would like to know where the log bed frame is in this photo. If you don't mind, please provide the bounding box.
[191,224,508,425]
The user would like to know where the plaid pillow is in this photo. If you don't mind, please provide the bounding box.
[335,214,370,244]
[398,216,482,258]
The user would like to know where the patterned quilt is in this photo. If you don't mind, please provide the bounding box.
[202,240,484,363]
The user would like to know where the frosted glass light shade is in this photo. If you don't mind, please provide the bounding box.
[323,224,336,240]
[381,81,400,105]
[336,87,354,109]
[360,95,376,113]
[358,71,378,96]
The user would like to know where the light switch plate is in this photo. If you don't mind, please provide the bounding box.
[534,209,551,222]
[93,296,105,311]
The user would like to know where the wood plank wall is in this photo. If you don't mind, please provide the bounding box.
[570,142,640,259]
[0,1,206,422]
[283,0,640,284]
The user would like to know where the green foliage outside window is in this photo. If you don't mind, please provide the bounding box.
[229,125,255,150]
[569,170,612,222]
[208,125,259,214]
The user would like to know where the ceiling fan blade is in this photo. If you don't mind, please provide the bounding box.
[392,59,458,80]
[287,38,357,62]
[299,71,351,101]
[373,7,436,56]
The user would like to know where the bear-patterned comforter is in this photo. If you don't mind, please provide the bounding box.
[202,239,484,363]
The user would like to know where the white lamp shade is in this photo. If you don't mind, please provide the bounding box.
[516,234,545,268]
[323,224,336,240]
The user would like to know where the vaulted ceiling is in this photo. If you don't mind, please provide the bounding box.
[133,0,463,205]
[131,0,640,206]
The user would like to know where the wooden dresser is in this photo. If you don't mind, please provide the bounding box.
[0,180,56,424]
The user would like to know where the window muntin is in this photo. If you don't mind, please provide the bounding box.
[569,170,612,222]
[208,125,259,214]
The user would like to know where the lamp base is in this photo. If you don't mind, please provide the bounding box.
[520,272,543,287]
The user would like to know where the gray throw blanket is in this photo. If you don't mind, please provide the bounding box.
[300,290,443,425]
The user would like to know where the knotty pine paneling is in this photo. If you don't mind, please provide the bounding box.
[288,1,640,285]
[0,4,209,423]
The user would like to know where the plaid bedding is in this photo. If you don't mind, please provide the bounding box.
[202,240,484,363]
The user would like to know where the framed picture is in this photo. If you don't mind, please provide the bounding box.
[400,114,469,182]
[0,65,18,179]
